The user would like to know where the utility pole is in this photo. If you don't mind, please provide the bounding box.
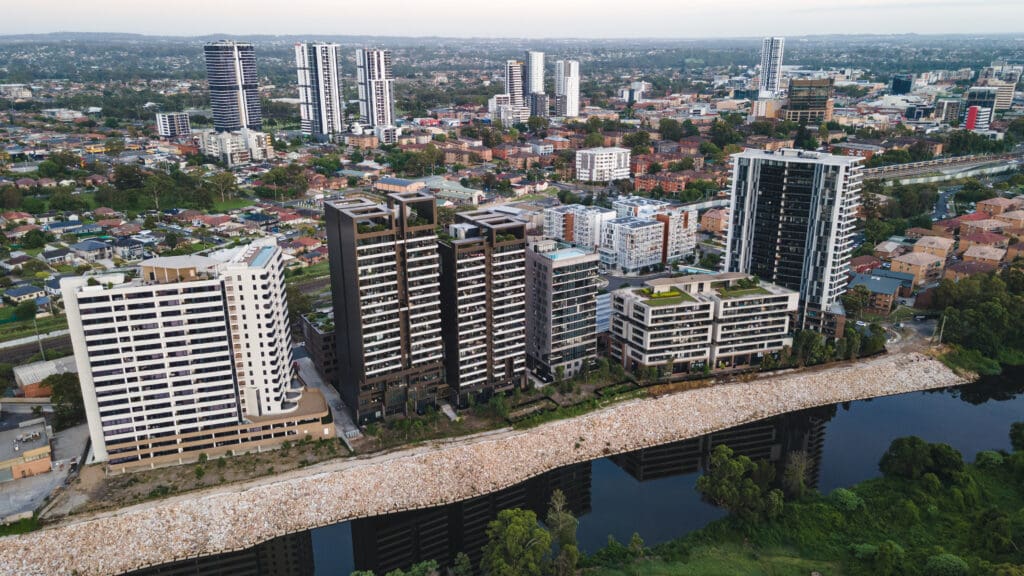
[32,316,45,361]
[935,314,947,345]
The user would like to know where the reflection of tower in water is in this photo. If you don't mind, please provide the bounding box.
[351,461,592,575]
[610,406,832,489]
[125,531,315,576]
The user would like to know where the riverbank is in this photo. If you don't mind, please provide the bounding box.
[0,352,968,576]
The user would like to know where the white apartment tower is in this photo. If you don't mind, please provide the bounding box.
[439,210,528,404]
[758,37,785,97]
[62,240,314,465]
[356,48,396,129]
[525,240,599,379]
[726,148,862,334]
[555,59,580,117]
[155,112,191,138]
[599,217,664,274]
[295,42,345,140]
[576,147,631,182]
[543,204,617,249]
[204,41,262,132]
[525,51,545,95]
[505,60,525,107]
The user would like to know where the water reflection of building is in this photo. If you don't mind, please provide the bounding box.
[611,407,831,489]
[123,532,314,576]
[351,461,592,575]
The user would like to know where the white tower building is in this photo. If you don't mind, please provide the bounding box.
[295,42,345,140]
[758,37,785,97]
[356,48,395,129]
[555,60,580,117]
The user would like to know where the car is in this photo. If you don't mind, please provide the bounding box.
[914,315,927,321]
[855,320,868,327]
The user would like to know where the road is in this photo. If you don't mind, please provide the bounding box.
[933,185,960,221]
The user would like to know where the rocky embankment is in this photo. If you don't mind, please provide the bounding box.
[0,352,968,576]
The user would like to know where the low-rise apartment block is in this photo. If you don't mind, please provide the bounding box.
[575,147,631,182]
[609,273,798,375]
[543,204,616,249]
[599,217,664,274]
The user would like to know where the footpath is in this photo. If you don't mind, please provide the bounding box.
[0,352,968,576]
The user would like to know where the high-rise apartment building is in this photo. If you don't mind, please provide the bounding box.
[62,240,328,467]
[438,210,527,404]
[525,240,599,379]
[155,112,191,138]
[204,41,262,132]
[610,196,697,265]
[726,149,862,334]
[783,78,835,123]
[599,217,664,274]
[575,147,631,182]
[554,60,580,117]
[325,192,446,423]
[964,105,992,131]
[295,42,345,140]
[758,37,785,96]
[525,51,545,95]
[543,204,617,249]
[356,48,396,129]
[935,98,963,124]
[504,60,525,107]
[529,93,550,118]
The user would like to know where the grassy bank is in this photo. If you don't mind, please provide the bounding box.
[585,435,1024,575]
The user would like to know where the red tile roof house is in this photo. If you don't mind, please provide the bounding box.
[2,211,35,225]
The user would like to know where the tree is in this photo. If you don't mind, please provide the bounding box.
[841,285,871,319]
[14,299,37,322]
[681,119,700,137]
[782,450,810,499]
[546,489,580,576]
[583,132,604,148]
[1011,422,1024,452]
[163,231,180,249]
[527,116,549,133]
[923,554,969,576]
[21,228,49,249]
[479,509,551,576]
[658,118,683,141]
[878,436,934,480]
[205,172,239,204]
[696,444,785,523]
[647,162,662,175]
[45,372,85,430]
[451,553,473,576]
[709,120,742,148]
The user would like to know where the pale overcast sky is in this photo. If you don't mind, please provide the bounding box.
[3,0,1023,38]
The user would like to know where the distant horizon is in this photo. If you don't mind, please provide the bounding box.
[4,0,1024,39]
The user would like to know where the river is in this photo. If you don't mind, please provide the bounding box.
[127,370,1024,576]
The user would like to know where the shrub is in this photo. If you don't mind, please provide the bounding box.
[831,488,864,512]
[924,553,969,576]
[974,450,1004,468]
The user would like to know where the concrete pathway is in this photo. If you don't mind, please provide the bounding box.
[294,357,361,440]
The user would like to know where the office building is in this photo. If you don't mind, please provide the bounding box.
[726,149,862,334]
[295,42,345,140]
[575,147,631,182]
[155,112,191,138]
[758,37,785,96]
[62,240,330,467]
[525,51,545,95]
[609,273,798,374]
[197,128,274,167]
[935,98,963,124]
[973,80,1014,111]
[438,210,527,404]
[554,60,580,117]
[525,240,599,379]
[599,217,664,274]
[204,41,262,132]
[890,74,913,95]
[325,192,446,423]
[543,204,617,249]
[356,48,396,129]
[504,60,525,107]
[783,78,835,123]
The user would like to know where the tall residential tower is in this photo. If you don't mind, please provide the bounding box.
[295,42,345,140]
[504,60,525,107]
[204,41,262,132]
[758,37,785,97]
[525,50,545,95]
[726,149,862,334]
[356,48,396,129]
[555,59,580,117]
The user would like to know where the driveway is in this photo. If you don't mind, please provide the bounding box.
[294,356,361,441]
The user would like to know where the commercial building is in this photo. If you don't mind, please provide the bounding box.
[204,41,262,132]
[783,78,834,123]
[543,204,616,249]
[758,37,785,96]
[525,240,599,379]
[935,99,963,124]
[599,217,664,274]
[554,60,580,117]
[356,48,396,130]
[609,273,798,375]
[0,421,51,483]
[325,192,446,423]
[504,60,525,108]
[525,51,545,96]
[62,240,330,467]
[890,74,913,95]
[197,129,274,167]
[726,148,862,334]
[968,83,1011,112]
[575,147,631,182]
[155,112,191,138]
[438,210,527,404]
[295,42,345,140]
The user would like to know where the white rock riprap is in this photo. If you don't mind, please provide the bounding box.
[0,352,968,576]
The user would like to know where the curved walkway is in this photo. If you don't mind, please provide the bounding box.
[0,352,967,576]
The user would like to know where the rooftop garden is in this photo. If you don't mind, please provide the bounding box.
[716,277,770,299]
[635,286,695,306]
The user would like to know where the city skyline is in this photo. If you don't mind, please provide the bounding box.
[4,1,1024,38]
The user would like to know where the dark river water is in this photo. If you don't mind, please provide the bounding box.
[129,369,1024,576]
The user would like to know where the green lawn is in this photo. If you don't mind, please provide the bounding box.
[212,196,256,212]
[0,314,69,343]
[287,261,330,283]
[717,286,770,299]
